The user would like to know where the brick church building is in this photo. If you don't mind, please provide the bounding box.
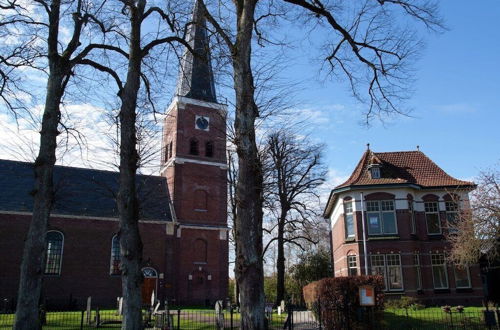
[324,148,484,305]
[0,1,228,308]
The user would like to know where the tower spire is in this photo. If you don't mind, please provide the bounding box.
[176,0,217,103]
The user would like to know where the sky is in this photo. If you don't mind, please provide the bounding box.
[280,0,500,190]
[0,0,499,190]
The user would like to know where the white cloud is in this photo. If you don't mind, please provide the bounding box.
[318,167,349,205]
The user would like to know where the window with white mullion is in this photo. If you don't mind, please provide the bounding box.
[344,201,355,238]
[386,254,403,291]
[431,254,449,289]
[414,253,422,290]
[366,200,397,235]
[370,255,387,289]
[425,201,441,235]
[347,255,358,276]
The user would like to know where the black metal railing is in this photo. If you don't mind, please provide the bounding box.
[1,305,498,329]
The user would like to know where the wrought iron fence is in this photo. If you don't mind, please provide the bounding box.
[0,305,498,329]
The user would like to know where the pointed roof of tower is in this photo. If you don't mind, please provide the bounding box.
[176,0,217,103]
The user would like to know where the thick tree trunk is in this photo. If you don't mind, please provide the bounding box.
[275,220,285,306]
[14,72,65,330]
[233,1,265,329]
[117,3,144,329]
[14,1,66,328]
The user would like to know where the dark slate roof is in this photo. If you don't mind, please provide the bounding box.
[175,0,218,103]
[0,159,172,221]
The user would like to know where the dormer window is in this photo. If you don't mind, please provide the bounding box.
[370,166,381,179]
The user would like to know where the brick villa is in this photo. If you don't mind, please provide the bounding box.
[0,1,228,308]
[323,147,484,305]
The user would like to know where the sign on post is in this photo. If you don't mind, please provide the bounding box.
[359,285,375,306]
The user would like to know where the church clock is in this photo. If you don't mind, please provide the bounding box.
[195,116,209,131]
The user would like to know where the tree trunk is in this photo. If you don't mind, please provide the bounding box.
[275,219,285,306]
[233,1,265,328]
[14,70,65,330]
[117,3,144,329]
[14,1,66,328]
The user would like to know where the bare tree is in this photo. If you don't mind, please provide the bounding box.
[0,1,117,327]
[199,0,443,326]
[447,167,500,266]
[262,129,326,305]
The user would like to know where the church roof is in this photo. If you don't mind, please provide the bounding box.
[337,150,474,189]
[175,0,217,103]
[0,159,172,221]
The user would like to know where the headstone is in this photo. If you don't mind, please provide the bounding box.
[215,300,224,330]
[265,303,273,314]
[215,300,223,315]
[280,300,285,311]
[118,297,123,315]
[153,301,160,314]
[150,291,156,306]
[86,297,92,324]
[277,306,282,315]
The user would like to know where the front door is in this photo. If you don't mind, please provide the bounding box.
[141,267,158,305]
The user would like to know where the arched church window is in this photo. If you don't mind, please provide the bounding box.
[110,235,121,275]
[205,141,214,157]
[189,138,199,155]
[194,190,208,210]
[193,239,207,263]
[45,231,64,275]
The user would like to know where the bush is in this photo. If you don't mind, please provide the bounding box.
[385,296,422,310]
[302,276,384,330]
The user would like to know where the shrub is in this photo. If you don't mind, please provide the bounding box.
[302,276,384,330]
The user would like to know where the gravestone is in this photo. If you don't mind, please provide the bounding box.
[118,297,123,315]
[150,291,155,306]
[277,306,282,315]
[215,300,224,330]
[280,300,285,311]
[86,297,92,324]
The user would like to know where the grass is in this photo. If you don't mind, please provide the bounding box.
[0,306,491,329]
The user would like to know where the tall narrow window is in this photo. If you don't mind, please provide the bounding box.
[445,201,459,233]
[205,141,214,157]
[370,255,386,289]
[408,199,416,234]
[45,231,64,275]
[344,201,355,238]
[189,138,199,155]
[347,255,358,276]
[367,200,397,235]
[169,141,173,159]
[454,266,471,288]
[110,235,121,275]
[425,202,441,234]
[386,254,403,291]
[414,253,422,290]
[431,254,448,289]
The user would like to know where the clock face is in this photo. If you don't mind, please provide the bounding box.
[195,116,209,131]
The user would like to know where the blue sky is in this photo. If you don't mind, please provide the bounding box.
[278,0,500,186]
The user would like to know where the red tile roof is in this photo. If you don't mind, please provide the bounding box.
[336,150,474,189]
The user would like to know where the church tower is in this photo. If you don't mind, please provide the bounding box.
[161,0,228,305]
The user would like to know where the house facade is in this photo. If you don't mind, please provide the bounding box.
[0,1,228,309]
[324,148,484,305]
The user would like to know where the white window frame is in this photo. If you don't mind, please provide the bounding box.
[44,230,64,276]
[414,253,422,291]
[344,201,355,238]
[370,254,387,289]
[453,265,471,289]
[370,167,381,179]
[366,200,398,236]
[431,254,449,289]
[425,201,441,235]
[386,254,404,291]
[347,255,358,276]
